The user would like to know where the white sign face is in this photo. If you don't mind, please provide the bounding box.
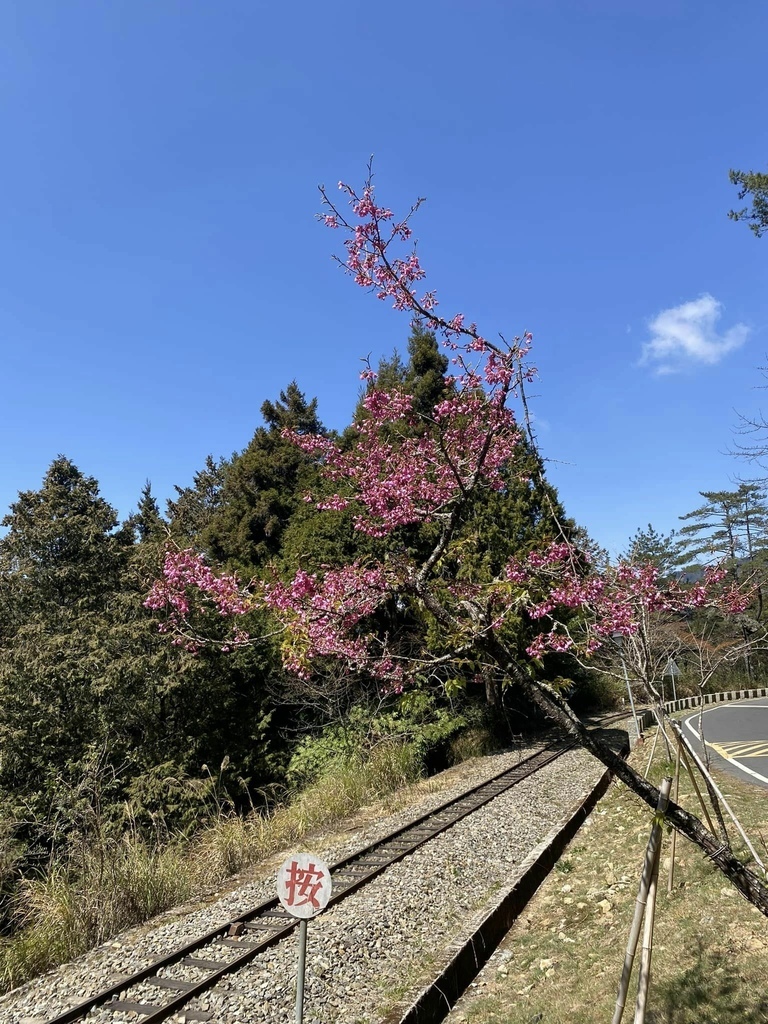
[276,853,332,919]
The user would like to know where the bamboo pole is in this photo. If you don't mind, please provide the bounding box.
[662,709,730,843]
[667,739,682,893]
[634,814,663,1023]
[677,739,717,835]
[651,705,674,761]
[611,777,672,1024]
[671,721,766,874]
[643,726,659,779]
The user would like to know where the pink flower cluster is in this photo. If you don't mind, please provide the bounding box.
[144,548,251,650]
[263,564,401,680]
[501,543,753,659]
[286,388,521,538]
[322,176,534,375]
[332,182,424,314]
[144,173,756,692]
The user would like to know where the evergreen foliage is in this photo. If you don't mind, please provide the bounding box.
[729,165,768,237]
[677,484,768,570]
[166,455,228,545]
[0,460,128,820]
[677,484,768,672]
[622,523,680,578]
[350,321,450,434]
[0,460,282,863]
[201,382,327,574]
[129,481,165,543]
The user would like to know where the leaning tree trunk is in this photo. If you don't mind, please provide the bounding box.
[485,639,768,916]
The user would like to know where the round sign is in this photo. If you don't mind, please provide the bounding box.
[276,852,332,919]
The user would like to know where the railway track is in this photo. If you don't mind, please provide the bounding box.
[41,739,580,1024]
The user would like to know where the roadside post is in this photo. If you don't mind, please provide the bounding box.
[276,853,332,1024]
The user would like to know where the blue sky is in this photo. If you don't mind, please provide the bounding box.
[1,0,767,557]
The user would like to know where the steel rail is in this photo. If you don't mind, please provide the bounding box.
[40,740,575,1024]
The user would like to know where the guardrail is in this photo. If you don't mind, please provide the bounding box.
[610,688,768,743]
[660,687,768,715]
[627,688,768,738]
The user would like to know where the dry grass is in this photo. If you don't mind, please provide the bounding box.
[450,729,768,1024]
[0,840,191,992]
[191,739,425,882]
[0,738,430,994]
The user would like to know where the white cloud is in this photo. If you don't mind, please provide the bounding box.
[640,294,749,374]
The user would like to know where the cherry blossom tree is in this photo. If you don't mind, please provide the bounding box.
[147,169,768,913]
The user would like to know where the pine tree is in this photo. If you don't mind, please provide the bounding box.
[677,484,768,571]
[201,382,327,574]
[404,320,450,419]
[729,165,768,237]
[167,455,228,545]
[350,321,450,430]
[622,523,680,579]
[677,484,768,676]
[0,464,283,836]
[0,457,124,617]
[128,481,165,543]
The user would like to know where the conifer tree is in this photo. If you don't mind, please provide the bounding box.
[0,459,128,819]
[622,523,680,579]
[129,481,165,543]
[678,484,768,571]
[202,383,326,574]
[350,321,450,429]
[729,165,768,237]
[404,319,450,418]
[0,463,282,835]
[0,457,124,616]
[677,484,768,675]
[167,455,228,545]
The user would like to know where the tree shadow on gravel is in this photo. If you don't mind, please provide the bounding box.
[584,726,629,756]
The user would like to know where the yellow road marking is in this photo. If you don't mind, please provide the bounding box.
[709,741,768,760]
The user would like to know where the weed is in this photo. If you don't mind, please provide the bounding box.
[0,737,427,995]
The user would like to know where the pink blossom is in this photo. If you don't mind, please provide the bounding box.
[145,173,757,690]
[144,548,252,649]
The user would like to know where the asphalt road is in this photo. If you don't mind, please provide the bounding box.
[683,696,768,791]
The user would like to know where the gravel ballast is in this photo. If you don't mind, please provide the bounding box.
[1,744,604,1024]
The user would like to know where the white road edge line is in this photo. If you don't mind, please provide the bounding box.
[684,707,768,787]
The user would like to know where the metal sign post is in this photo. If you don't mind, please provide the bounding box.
[663,658,680,703]
[295,919,308,1024]
[276,852,332,1024]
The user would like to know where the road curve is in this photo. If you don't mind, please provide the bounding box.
[683,696,768,791]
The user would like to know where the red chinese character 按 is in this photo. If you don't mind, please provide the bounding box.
[283,860,326,909]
